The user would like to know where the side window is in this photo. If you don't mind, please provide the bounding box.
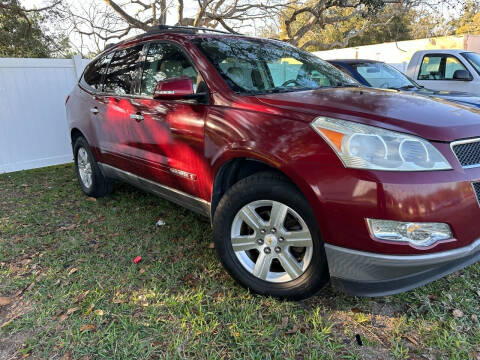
[418,55,442,80]
[141,42,200,96]
[418,55,469,80]
[444,56,468,79]
[103,44,143,95]
[82,52,113,91]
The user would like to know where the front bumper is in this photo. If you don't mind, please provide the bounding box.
[326,239,480,296]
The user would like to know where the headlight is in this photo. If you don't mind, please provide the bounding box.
[311,117,451,171]
[367,219,452,247]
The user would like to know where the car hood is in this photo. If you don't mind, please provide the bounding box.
[408,88,480,109]
[255,87,480,142]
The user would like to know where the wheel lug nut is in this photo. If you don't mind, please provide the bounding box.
[264,247,271,254]
[274,246,281,253]
[257,238,264,245]
[271,228,276,233]
[279,237,285,242]
[260,229,266,234]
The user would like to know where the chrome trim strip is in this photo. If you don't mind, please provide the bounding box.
[324,239,480,282]
[98,163,210,217]
[450,137,480,169]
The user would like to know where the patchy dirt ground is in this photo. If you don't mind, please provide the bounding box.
[1,164,479,359]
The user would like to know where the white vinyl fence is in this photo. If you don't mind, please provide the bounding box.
[0,56,89,173]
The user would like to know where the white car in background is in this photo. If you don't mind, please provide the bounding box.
[406,49,480,95]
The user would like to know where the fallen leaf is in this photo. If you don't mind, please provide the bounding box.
[280,316,288,329]
[94,309,104,316]
[138,268,145,274]
[68,268,78,276]
[351,307,363,313]
[58,224,77,231]
[452,309,464,318]
[111,232,120,237]
[60,351,73,360]
[471,314,478,322]
[66,307,79,316]
[26,283,34,292]
[403,335,418,345]
[86,197,97,202]
[0,297,12,306]
[85,303,95,315]
[79,324,96,332]
[208,243,215,249]
[58,314,69,322]
[75,291,89,304]
[1,320,12,328]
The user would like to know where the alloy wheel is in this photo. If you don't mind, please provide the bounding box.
[77,147,93,189]
[230,200,313,283]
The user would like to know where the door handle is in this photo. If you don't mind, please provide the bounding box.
[130,113,144,122]
[90,107,99,115]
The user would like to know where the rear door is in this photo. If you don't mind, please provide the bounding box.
[416,54,476,93]
[123,41,210,199]
[77,52,113,159]
[97,44,144,172]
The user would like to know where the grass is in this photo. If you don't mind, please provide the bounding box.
[0,164,479,359]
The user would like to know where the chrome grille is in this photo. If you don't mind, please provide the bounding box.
[451,139,480,168]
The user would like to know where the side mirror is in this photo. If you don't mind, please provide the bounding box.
[453,69,472,81]
[153,77,194,99]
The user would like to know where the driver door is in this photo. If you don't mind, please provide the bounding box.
[416,54,474,92]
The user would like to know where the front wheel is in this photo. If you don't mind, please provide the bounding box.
[213,172,329,300]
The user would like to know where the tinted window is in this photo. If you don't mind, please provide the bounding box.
[352,62,413,89]
[418,55,469,80]
[194,38,356,95]
[103,45,143,95]
[82,52,113,91]
[141,42,199,96]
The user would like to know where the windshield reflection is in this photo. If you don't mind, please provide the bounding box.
[193,37,358,95]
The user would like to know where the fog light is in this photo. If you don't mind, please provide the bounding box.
[367,219,452,247]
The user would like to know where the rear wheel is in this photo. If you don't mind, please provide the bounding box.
[213,172,329,300]
[73,136,113,198]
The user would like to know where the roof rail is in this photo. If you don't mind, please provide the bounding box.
[146,25,234,35]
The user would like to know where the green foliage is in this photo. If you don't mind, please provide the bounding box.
[275,0,460,50]
[454,0,480,35]
[0,0,71,58]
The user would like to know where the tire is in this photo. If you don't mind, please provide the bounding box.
[213,172,329,300]
[73,136,113,198]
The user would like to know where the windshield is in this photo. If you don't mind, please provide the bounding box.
[351,62,416,89]
[463,52,480,75]
[193,37,358,95]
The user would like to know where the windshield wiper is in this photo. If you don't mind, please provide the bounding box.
[388,85,417,90]
[331,84,361,88]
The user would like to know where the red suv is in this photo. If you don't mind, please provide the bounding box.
[66,26,480,300]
